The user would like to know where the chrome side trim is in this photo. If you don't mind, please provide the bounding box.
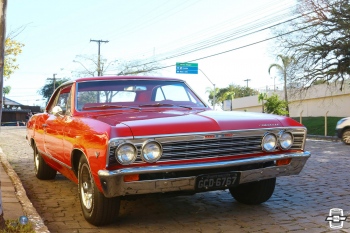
[98,151,310,197]
[38,149,72,170]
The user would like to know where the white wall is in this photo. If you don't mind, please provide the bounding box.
[225,83,350,117]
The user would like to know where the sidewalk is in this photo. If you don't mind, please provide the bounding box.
[0,148,49,232]
[0,159,24,220]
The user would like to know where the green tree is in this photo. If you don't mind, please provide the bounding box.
[222,85,235,110]
[38,78,70,103]
[205,86,220,108]
[4,38,24,79]
[258,92,267,113]
[264,94,288,116]
[209,84,258,110]
[268,55,295,116]
[2,85,11,105]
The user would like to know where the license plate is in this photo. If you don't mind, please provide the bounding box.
[195,172,240,191]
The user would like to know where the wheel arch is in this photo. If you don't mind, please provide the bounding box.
[341,126,350,134]
[71,149,85,178]
[29,137,35,150]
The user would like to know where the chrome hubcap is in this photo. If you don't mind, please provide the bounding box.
[35,152,39,170]
[80,164,93,210]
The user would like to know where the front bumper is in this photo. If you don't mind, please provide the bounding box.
[98,151,311,198]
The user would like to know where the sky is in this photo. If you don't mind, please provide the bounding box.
[5,0,297,108]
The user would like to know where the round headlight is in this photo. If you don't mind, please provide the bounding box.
[279,132,293,150]
[141,141,162,163]
[115,143,137,165]
[262,133,277,152]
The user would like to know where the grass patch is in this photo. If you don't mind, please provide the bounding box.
[292,116,343,136]
[0,219,35,233]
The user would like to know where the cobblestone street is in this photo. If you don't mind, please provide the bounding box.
[0,127,349,233]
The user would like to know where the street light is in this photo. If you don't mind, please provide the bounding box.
[199,69,216,110]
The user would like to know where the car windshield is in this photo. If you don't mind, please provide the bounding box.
[76,80,206,111]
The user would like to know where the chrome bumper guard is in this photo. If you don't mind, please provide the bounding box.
[98,152,311,198]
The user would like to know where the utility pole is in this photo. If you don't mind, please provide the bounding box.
[90,39,109,76]
[199,69,216,110]
[47,73,58,94]
[244,79,251,88]
[271,76,276,92]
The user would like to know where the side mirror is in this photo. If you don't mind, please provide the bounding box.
[52,106,63,117]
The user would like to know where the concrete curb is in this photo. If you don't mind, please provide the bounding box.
[0,148,49,233]
[307,135,340,142]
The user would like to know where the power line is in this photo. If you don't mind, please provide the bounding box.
[113,22,314,75]
[108,12,308,74]
[120,0,295,60]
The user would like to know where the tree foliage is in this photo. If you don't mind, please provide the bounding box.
[207,84,259,110]
[258,92,267,113]
[4,38,24,79]
[3,86,11,95]
[276,0,350,90]
[264,94,289,116]
[38,78,70,102]
[205,86,220,108]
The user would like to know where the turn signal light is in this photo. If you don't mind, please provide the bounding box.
[124,174,139,182]
[276,158,292,166]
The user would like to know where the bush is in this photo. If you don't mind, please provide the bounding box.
[0,219,35,233]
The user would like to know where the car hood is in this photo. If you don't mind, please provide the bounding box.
[91,109,298,137]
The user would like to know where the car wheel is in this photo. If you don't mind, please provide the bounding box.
[78,156,120,226]
[229,178,276,205]
[34,144,57,180]
[341,129,350,145]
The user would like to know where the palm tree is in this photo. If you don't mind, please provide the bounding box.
[268,55,295,116]
[205,86,220,109]
[258,93,267,113]
[223,85,235,111]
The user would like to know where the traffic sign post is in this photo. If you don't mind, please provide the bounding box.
[176,62,198,74]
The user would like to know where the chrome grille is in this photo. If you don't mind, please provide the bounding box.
[159,136,262,160]
[108,128,306,166]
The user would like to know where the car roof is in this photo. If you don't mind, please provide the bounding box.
[74,76,183,83]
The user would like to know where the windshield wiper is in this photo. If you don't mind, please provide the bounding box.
[138,103,192,110]
[82,104,140,110]
[138,103,174,107]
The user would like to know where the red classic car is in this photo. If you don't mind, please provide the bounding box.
[26,76,310,226]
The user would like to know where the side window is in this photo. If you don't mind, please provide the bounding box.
[48,85,72,115]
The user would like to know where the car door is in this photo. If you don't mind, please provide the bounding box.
[44,85,73,168]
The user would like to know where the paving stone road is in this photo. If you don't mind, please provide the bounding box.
[0,127,349,233]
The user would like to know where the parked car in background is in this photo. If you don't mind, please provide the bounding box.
[336,117,350,145]
[26,76,311,226]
